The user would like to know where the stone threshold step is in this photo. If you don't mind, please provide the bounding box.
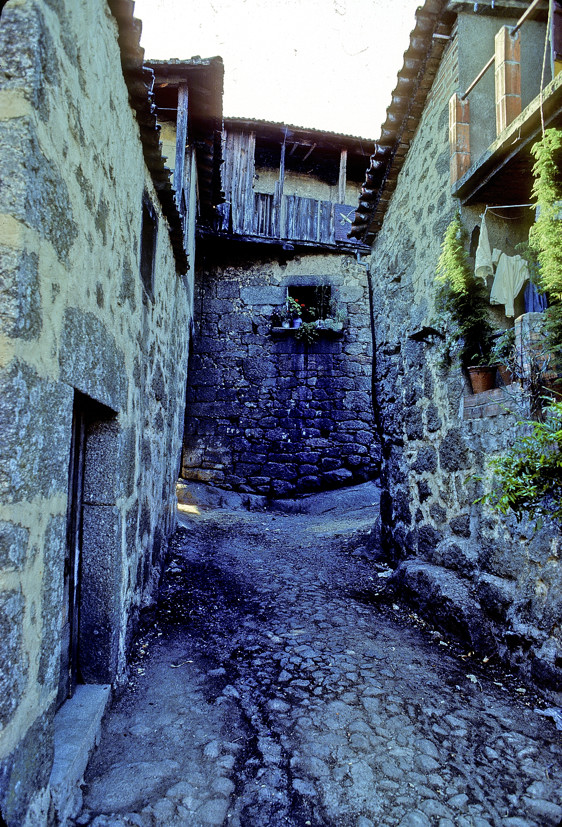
[50,684,111,826]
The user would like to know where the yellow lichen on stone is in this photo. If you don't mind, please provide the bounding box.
[0,90,31,120]
[0,214,25,249]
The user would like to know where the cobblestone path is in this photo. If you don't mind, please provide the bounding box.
[75,487,562,827]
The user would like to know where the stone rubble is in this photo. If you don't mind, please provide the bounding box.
[74,490,562,827]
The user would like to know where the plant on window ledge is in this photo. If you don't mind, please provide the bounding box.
[294,320,320,344]
[272,289,346,338]
[433,213,495,384]
[325,301,347,330]
[270,305,289,328]
[287,297,305,324]
[321,317,345,332]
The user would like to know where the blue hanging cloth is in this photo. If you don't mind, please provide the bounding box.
[524,281,548,313]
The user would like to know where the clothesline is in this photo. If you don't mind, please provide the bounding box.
[482,203,534,219]
[476,210,547,316]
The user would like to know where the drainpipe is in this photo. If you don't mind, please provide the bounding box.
[356,252,384,445]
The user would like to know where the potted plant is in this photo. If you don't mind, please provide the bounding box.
[295,320,319,344]
[434,213,495,393]
[271,305,291,328]
[288,296,305,328]
[491,327,516,386]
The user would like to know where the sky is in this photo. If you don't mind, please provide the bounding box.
[133,0,422,140]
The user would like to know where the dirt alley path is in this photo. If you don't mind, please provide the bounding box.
[73,483,562,827]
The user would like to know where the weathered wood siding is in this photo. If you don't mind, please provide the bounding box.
[221,129,361,246]
[285,195,319,242]
[252,192,275,236]
[333,204,356,243]
[221,188,358,246]
[222,131,256,235]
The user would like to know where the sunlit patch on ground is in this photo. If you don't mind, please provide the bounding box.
[177,502,201,515]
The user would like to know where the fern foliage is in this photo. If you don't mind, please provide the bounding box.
[529,129,562,362]
[435,213,494,366]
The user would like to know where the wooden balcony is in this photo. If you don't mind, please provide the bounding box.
[211,123,371,251]
[216,193,361,249]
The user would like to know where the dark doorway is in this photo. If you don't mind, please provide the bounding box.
[57,392,120,708]
[57,394,86,708]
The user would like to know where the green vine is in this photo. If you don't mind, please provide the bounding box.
[294,321,319,344]
[529,128,562,298]
[434,213,494,367]
[528,128,562,364]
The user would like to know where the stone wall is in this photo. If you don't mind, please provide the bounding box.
[0,1,191,823]
[183,247,379,497]
[368,33,562,701]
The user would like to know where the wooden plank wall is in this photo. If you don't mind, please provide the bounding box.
[285,196,319,242]
[222,131,256,235]
[220,130,360,246]
[319,201,335,244]
[252,193,274,236]
[333,204,356,243]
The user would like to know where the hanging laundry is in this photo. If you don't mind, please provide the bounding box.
[490,253,529,317]
[474,214,494,283]
[524,281,548,313]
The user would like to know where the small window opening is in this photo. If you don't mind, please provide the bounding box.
[470,226,480,258]
[287,285,331,322]
[140,193,158,300]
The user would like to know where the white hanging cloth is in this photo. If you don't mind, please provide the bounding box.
[490,253,529,317]
[474,214,494,283]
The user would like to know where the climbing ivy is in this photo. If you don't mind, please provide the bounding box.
[529,128,562,297]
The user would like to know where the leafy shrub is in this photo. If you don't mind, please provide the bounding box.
[294,321,319,344]
[477,400,562,522]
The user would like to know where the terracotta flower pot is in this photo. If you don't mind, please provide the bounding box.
[497,364,513,386]
[467,365,495,394]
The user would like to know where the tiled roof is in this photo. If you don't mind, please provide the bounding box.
[349,0,455,244]
[107,0,188,272]
[225,116,375,148]
[146,58,224,219]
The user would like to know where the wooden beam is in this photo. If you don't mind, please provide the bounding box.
[277,139,286,237]
[175,84,189,213]
[243,132,256,235]
[338,149,347,204]
[302,142,316,162]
